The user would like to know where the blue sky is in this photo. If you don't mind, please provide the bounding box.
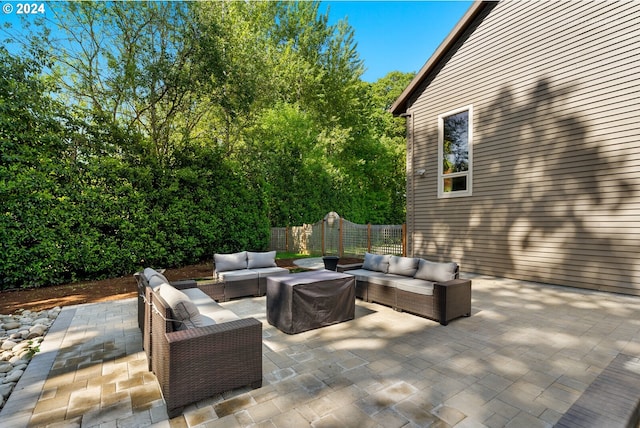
[322,1,473,82]
[0,1,472,83]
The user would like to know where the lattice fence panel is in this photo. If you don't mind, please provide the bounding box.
[341,219,369,256]
[370,224,404,255]
[269,212,405,257]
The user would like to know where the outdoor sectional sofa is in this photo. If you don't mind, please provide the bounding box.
[213,250,289,300]
[137,268,262,418]
[343,253,471,325]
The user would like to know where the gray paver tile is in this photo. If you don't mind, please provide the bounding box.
[3,277,640,428]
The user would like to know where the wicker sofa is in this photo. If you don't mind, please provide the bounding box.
[214,251,289,300]
[139,268,262,418]
[343,253,471,325]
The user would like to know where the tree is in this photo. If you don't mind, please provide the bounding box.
[46,1,204,163]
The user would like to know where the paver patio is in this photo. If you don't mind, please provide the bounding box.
[2,273,640,427]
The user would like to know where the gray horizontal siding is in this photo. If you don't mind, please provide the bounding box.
[407,1,640,294]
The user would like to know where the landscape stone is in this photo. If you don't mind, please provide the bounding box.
[0,308,57,410]
[3,369,23,383]
[0,383,14,398]
[1,322,20,330]
[1,340,17,351]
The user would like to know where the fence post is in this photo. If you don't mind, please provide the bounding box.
[285,226,289,252]
[339,217,344,257]
[402,223,407,256]
[321,219,325,255]
[367,223,372,253]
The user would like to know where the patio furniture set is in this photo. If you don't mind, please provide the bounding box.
[135,251,472,417]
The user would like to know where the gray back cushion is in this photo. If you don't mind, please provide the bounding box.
[156,283,204,329]
[362,252,391,273]
[247,251,277,269]
[214,251,248,272]
[388,256,419,277]
[143,268,169,288]
[414,259,458,283]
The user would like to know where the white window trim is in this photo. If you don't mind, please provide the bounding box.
[437,104,473,198]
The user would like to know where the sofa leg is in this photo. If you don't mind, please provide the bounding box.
[440,319,449,326]
[167,406,184,419]
[250,380,262,389]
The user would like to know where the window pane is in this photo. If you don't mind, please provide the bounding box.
[442,111,469,174]
[443,176,467,193]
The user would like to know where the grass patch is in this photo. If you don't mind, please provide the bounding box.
[275,252,318,260]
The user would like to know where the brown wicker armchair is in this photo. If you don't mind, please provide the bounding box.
[134,271,196,364]
[149,290,263,418]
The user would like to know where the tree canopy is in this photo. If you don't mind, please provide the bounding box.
[0,1,415,289]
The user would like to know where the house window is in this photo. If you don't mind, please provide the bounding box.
[438,105,472,198]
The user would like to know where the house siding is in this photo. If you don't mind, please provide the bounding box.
[406,1,640,294]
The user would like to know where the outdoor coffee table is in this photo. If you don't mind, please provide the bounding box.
[266,270,355,334]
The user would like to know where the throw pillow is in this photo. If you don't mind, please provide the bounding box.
[388,256,419,277]
[156,283,204,328]
[247,251,277,269]
[414,259,458,283]
[362,252,391,273]
[214,251,248,272]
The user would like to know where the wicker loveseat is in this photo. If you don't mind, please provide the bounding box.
[214,251,289,300]
[343,253,471,325]
[139,268,262,418]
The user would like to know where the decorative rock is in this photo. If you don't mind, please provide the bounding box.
[13,363,28,372]
[1,341,17,351]
[1,322,20,330]
[0,308,54,411]
[29,325,46,336]
[9,354,30,364]
[3,369,23,383]
[0,383,13,398]
[19,317,34,326]
[12,342,31,353]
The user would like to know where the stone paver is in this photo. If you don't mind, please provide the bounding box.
[2,274,640,427]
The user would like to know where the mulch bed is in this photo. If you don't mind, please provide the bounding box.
[0,258,362,314]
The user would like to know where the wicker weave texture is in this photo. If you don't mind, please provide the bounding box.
[149,289,262,418]
[356,277,471,326]
[366,282,397,308]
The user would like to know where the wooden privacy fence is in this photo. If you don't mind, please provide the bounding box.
[269,212,406,257]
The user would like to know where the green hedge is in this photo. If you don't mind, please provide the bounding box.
[0,150,270,289]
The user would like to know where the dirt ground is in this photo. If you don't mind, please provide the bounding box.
[0,258,362,314]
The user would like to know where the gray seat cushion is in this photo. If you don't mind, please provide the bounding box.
[395,278,435,296]
[216,270,259,282]
[344,269,402,288]
[182,288,240,325]
[249,266,289,277]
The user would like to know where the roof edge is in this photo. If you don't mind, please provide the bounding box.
[389,1,493,116]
